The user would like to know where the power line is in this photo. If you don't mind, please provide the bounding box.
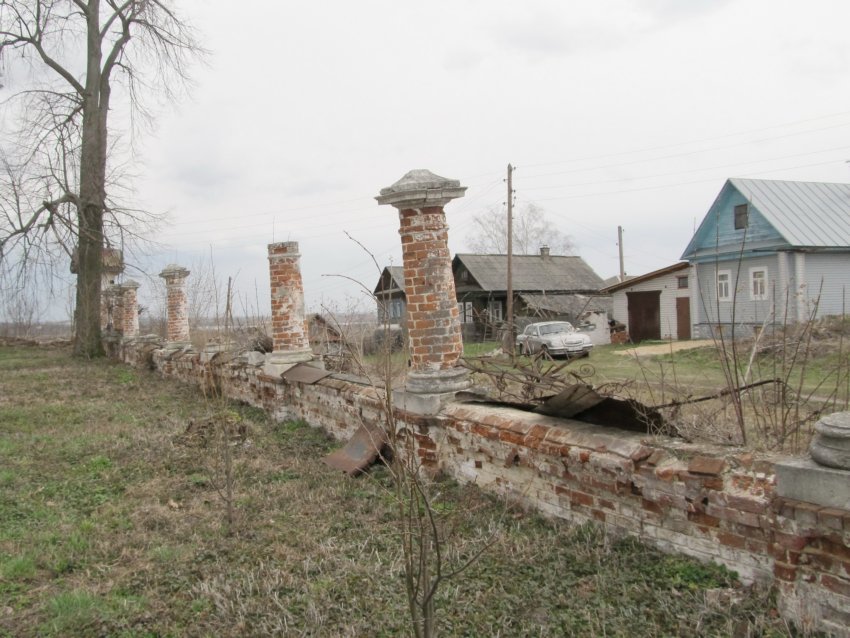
[521,144,850,194]
[520,109,850,172]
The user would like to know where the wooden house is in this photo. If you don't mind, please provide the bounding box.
[681,178,850,337]
[452,249,609,339]
[373,266,406,324]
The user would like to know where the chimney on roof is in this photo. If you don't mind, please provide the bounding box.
[540,245,550,258]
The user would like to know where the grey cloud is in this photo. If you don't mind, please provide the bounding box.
[283,177,350,199]
[170,161,238,199]
[636,0,734,26]
[442,48,485,72]
[495,20,577,57]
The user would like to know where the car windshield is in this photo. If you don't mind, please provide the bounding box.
[538,322,573,336]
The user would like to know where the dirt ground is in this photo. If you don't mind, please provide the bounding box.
[614,339,715,357]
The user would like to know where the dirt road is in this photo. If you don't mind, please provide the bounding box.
[614,339,715,357]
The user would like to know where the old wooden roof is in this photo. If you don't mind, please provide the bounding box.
[373,266,405,296]
[519,293,612,316]
[454,253,604,293]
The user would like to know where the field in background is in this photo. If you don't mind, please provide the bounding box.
[462,325,850,452]
[0,345,791,637]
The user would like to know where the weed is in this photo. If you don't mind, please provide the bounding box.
[115,368,137,385]
[1,555,36,580]
[0,344,796,636]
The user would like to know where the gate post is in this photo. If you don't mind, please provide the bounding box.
[377,169,470,413]
[264,241,315,376]
[159,265,191,349]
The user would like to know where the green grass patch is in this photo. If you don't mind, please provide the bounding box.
[463,340,501,357]
[0,344,793,636]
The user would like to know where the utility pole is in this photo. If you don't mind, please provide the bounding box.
[506,164,515,356]
[618,225,625,282]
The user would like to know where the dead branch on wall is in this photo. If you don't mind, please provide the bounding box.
[321,234,501,638]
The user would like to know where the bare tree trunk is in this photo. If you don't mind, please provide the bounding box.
[73,1,108,357]
[1,0,200,358]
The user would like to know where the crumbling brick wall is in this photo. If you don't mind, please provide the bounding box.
[117,341,850,635]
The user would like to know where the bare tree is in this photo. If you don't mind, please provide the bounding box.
[0,0,200,357]
[465,202,575,255]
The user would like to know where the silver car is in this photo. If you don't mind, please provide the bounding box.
[515,321,593,357]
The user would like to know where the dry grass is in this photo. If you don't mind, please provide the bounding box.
[0,345,800,637]
[465,323,850,453]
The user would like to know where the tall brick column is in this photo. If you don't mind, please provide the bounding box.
[102,285,120,333]
[376,169,470,402]
[159,265,191,349]
[265,241,313,374]
[120,280,140,338]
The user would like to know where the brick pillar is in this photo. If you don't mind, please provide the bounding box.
[120,280,140,338]
[265,241,313,372]
[101,286,113,332]
[376,169,470,401]
[110,285,125,335]
[159,265,191,348]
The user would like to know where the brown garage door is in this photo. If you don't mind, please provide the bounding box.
[627,291,661,342]
[676,297,691,340]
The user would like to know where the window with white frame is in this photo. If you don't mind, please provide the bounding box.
[457,301,474,323]
[717,270,731,301]
[750,267,768,301]
[389,299,404,321]
[487,299,503,322]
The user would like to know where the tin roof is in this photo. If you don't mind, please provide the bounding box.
[728,178,850,247]
[600,262,689,293]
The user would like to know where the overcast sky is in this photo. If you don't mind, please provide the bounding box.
[105,0,850,317]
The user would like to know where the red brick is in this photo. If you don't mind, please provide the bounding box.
[804,551,838,573]
[688,456,726,476]
[498,430,526,446]
[571,490,594,507]
[821,574,850,598]
[774,563,798,582]
[579,475,617,493]
[814,537,850,563]
[655,466,677,481]
[597,498,615,511]
[645,449,666,466]
[687,511,720,528]
[717,531,746,549]
[706,504,761,528]
[413,433,436,450]
[642,498,663,515]
[775,531,812,551]
[470,423,498,441]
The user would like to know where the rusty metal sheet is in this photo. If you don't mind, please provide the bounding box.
[323,424,389,476]
[534,383,604,418]
[282,363,333,385]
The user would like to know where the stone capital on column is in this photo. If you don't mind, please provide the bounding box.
[375,169,467,209]
[159,264,190,284]
[377,169,471,414]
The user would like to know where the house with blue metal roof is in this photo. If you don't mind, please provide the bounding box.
[681,178,850,338]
